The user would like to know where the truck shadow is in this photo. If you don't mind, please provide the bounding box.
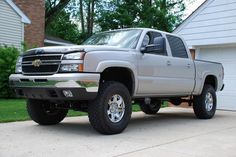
[34,109,223,136]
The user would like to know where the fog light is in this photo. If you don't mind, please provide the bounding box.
[15,65,22,73]
[62,90,73,97]
[60,64,79,72]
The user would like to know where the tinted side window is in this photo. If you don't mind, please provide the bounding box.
[166,35,188,58]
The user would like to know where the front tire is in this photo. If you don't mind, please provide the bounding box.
[27,99,68,125]
[88,81,132,135]
[193,84,217,119]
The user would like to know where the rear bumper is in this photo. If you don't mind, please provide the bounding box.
[9,73,100,100]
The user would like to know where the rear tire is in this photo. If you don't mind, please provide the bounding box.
[170,98,182,106]
[139,101,161,114]
[193,84,217,119]
[27,99,68,125]
[88,81,132,135]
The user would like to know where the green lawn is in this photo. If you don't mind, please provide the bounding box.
[0,99,142,123]
[0,99,29,122]
[0,99,88,122]
[0,99,167,123]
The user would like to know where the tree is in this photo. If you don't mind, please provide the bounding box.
[45,0,71,27]
[45,0,101,43]
[154,0,185,32]
[67,0,96,37]
[45,0,188,44]
[96,0,140,31]
[96,0,186,32]
[79,0,85,34]
[86,0,95,36]
[45,10,82,44]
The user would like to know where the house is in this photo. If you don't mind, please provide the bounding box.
[174,0,236,110]
[12,0,45,48]
[0,0,31,50]
[0,0,73,51]
[44,35,76,46]
[0,0,45,50]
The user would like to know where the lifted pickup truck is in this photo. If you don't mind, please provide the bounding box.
[9,28,224,134]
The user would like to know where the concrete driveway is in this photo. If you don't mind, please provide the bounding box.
[0,107,236,157]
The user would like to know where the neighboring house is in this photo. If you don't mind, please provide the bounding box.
[0,0,31,50]
[15,0,73,47]
[44,35,76,46]
[174,0,236,110]
[13,0,45,48]
[0,0,72,51]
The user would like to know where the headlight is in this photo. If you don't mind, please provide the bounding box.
[63,52,85,60]
[60,64,83,72]
[15,56,23,73]
[16,56,23,64]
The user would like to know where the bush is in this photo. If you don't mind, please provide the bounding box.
[0,46,20,98]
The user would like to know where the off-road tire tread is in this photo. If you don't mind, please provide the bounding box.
[193,84,216,119]
[140,102,161,114]
[27,99,68,125]
[88,81,132,135]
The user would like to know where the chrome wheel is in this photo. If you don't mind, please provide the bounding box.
[193,85,216,119]
[107,94,125,123]
[205,92,213,111]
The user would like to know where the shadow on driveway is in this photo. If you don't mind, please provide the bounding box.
[31,108,225,136]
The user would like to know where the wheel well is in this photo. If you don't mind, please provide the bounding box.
[100,67,135,95]
[204,75,217,90]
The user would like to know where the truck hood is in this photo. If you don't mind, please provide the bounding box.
[24,45,133,56]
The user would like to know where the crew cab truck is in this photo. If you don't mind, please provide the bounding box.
[9,28,224,134]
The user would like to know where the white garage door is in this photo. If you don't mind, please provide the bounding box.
[197,46,236,110]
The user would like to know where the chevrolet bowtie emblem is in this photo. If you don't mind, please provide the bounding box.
[32,59,42,67]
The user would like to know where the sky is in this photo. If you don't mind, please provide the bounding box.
[184,0,206,18]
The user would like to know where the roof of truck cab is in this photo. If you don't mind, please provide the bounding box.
[100,28,180,37]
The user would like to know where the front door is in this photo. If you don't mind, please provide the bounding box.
[137,31,174,95]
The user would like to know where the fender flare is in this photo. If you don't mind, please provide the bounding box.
[198,74,218,94]
[96,60,138,95]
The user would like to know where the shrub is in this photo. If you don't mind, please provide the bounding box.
[0,46,20,98]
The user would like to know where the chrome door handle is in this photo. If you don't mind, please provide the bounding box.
[167,61,171,66]
[187,63,191,68]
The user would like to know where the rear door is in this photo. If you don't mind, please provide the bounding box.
[165,35,195,94]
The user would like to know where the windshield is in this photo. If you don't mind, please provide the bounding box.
[83,29,142,49]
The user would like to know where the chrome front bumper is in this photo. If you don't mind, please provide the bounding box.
[9,73,100,100]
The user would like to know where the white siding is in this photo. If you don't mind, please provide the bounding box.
[0,0,23,50]
[175,0,236,47]
[175,0,236,110]
[196,47,236,110]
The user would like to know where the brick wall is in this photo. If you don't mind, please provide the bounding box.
[14,0,45,48]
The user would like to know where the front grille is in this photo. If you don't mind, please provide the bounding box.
[22,54,62,75]
[22,65,59,73]
[23,55,61,62]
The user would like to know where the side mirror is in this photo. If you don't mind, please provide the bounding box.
[140,47,146,52]
[141,37,165,54]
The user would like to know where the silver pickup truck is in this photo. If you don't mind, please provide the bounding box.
[9,28,224,134]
